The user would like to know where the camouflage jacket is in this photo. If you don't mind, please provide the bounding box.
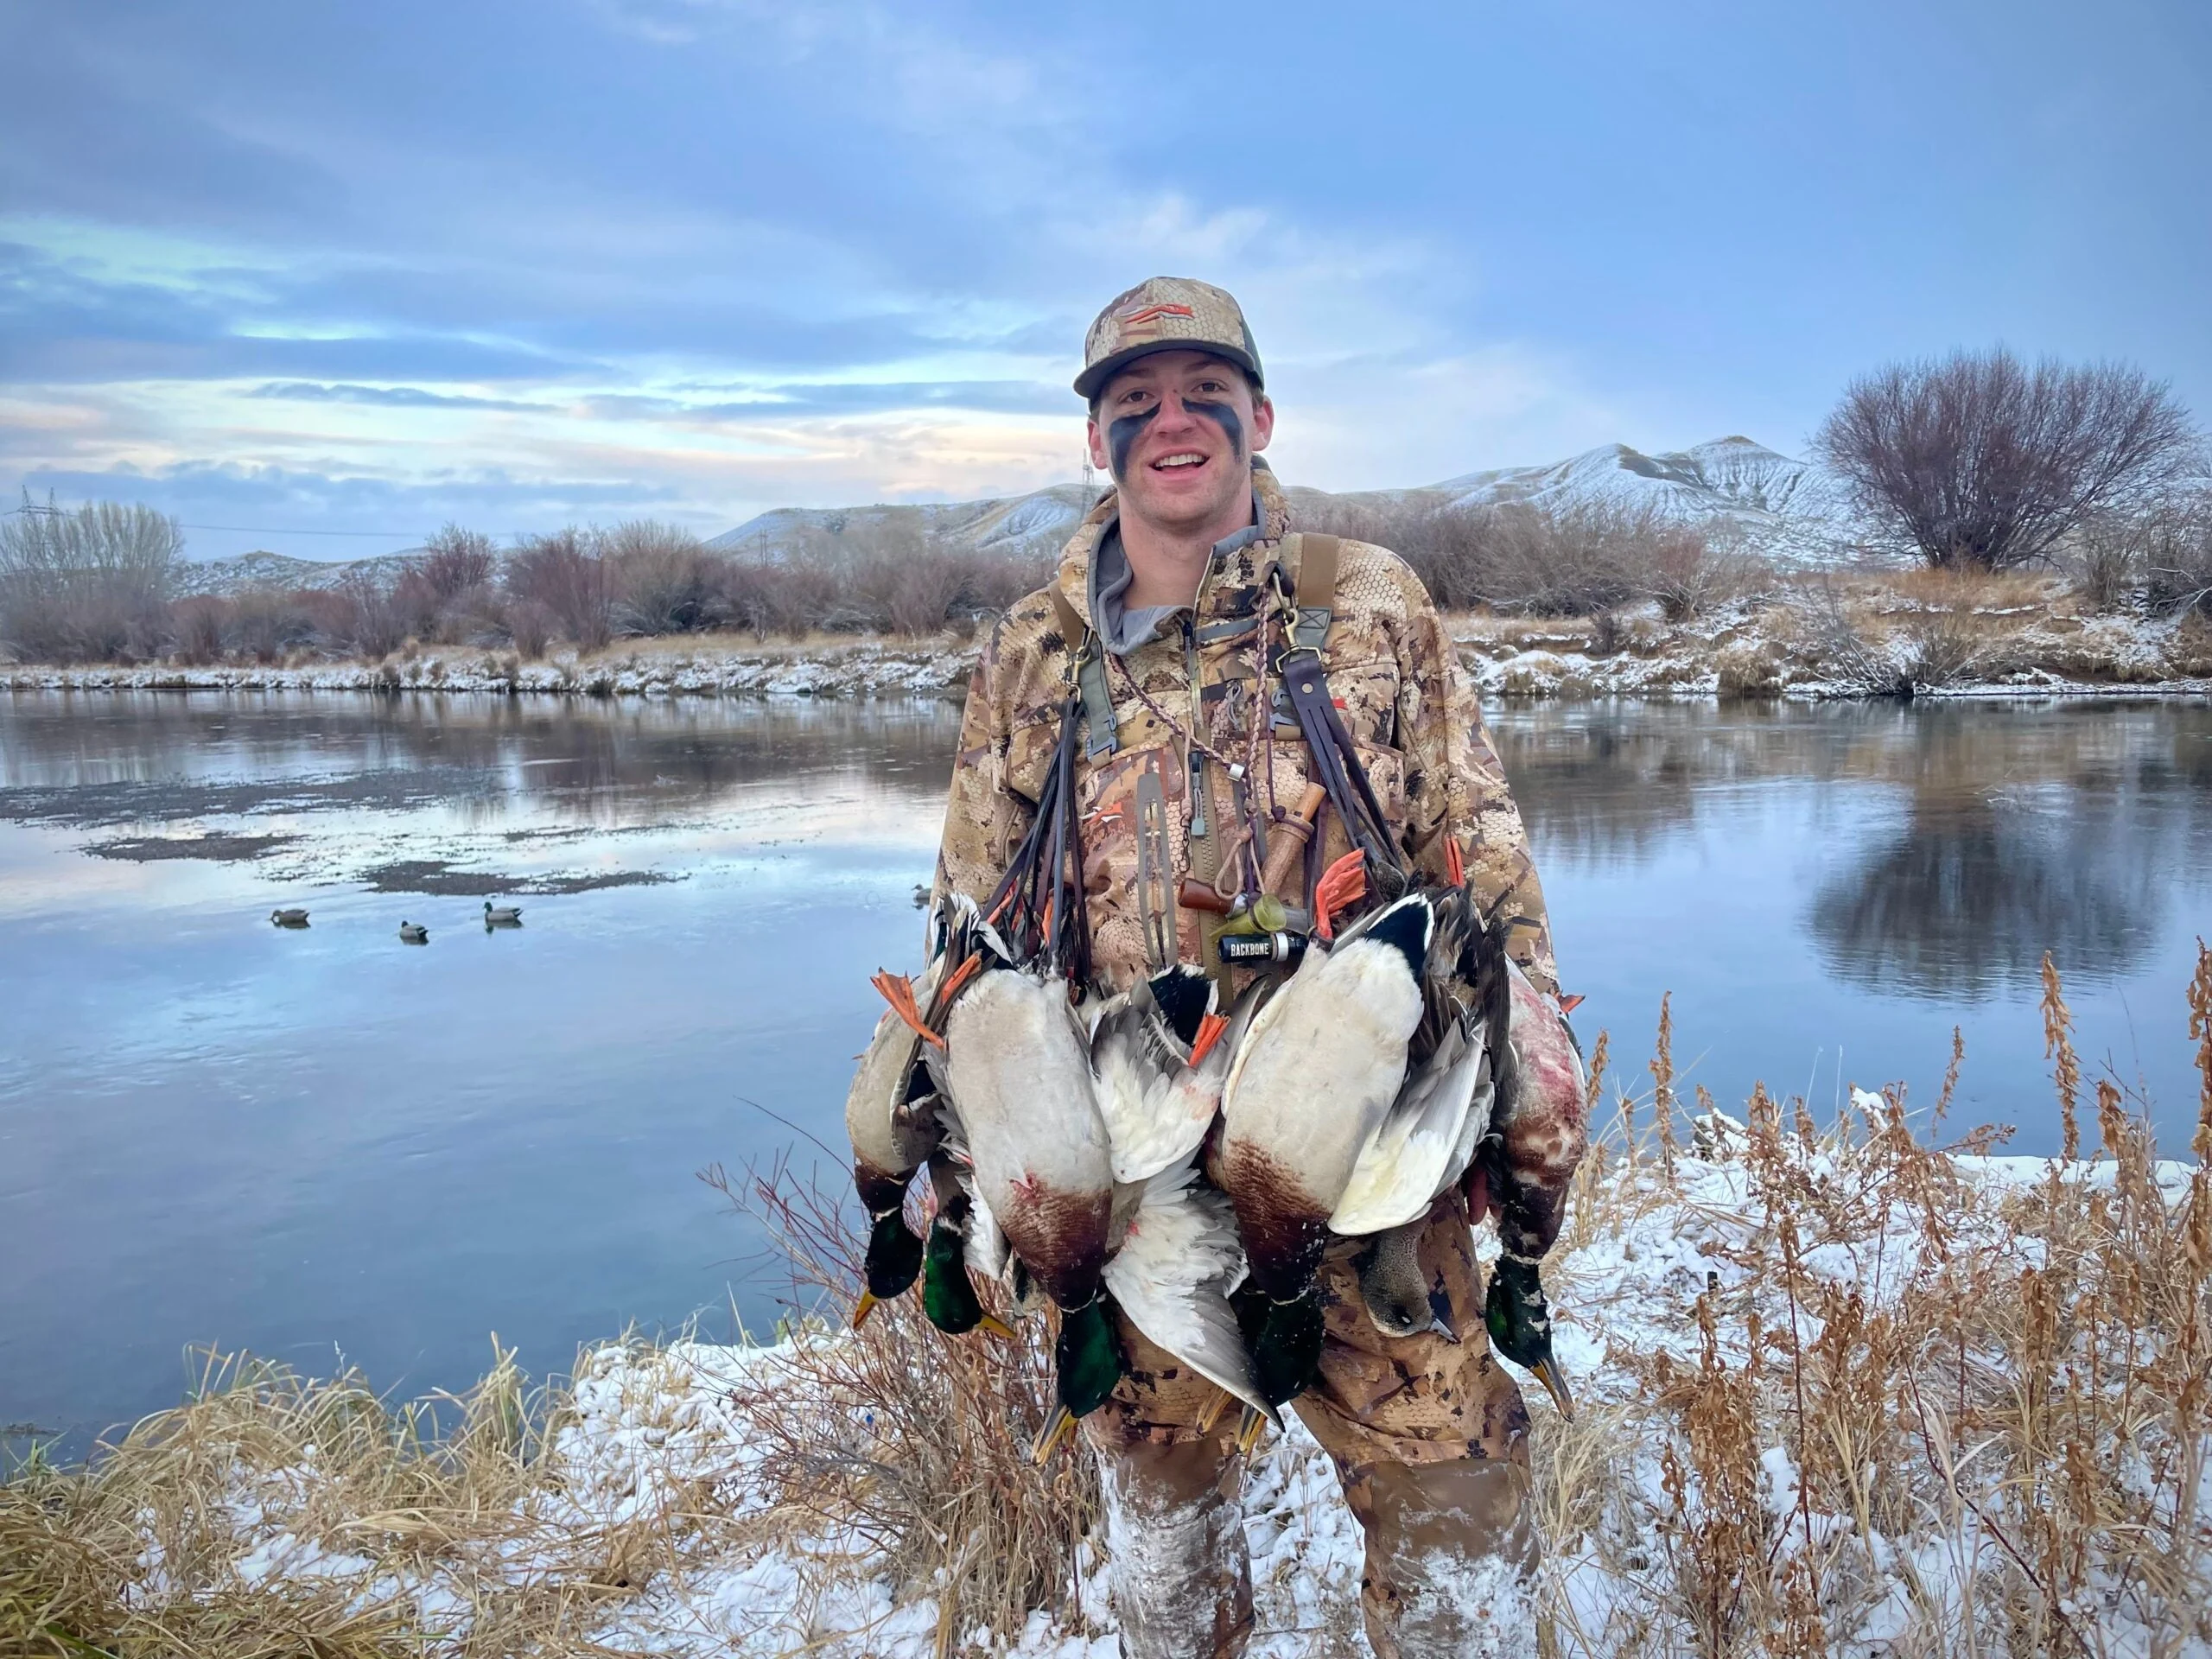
[932,462,1581,1254]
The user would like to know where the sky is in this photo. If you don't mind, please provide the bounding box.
[3,0,2207,562]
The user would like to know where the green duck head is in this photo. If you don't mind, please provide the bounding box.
[1246,1286,1326,1408]
[1030,1293,1127,1460]
[1484,1255,1576,1419]
[919,1215,1012,1338]
[855,1210,925,1325]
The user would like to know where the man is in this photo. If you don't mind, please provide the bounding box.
[931,276,1584,1659]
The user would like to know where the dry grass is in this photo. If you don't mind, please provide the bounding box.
[1533,941,2212,1657]
[697,1158,1098,1647]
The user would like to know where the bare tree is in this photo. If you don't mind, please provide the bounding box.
[1814,348,2199,570]
[0,499,181,662]
[505,527,612,649]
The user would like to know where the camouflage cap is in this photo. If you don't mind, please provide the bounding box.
[1075,276,1263,401]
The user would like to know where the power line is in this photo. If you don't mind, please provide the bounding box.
[176,523,427,538]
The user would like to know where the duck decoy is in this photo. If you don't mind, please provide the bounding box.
[269,907,309,927]
[398,921,429,944]
[483,901,523,925]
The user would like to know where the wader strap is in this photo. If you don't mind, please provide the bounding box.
[1046,587,1118,759]
[1185,755,1232,994]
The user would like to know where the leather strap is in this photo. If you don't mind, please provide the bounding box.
[1046,586,1119,758]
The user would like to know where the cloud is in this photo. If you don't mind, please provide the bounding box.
[245,382,552,412]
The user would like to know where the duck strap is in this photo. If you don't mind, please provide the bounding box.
[1046,587,1118,759]
[1271,535,1405,879]
[981,687,1093,984]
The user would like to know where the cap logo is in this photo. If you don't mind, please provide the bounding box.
[1115,302,1195,326]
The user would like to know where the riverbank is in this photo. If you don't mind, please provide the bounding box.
[9,952,2209,1658]
[7,573,2210,702]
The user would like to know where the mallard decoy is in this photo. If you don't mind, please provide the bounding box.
[1219,886,1506,1408]
[269,907,309,927]
[398,921,429,944]
[483,901,523,925]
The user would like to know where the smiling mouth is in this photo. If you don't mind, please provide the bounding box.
[1151,451,1209,472]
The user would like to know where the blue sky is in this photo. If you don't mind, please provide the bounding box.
[3,0,2206,560]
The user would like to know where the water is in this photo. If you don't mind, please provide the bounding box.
[3,691,2209,1456]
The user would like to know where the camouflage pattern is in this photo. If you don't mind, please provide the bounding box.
[1075,275,1265,398]
[1083,1191,1537,1657]
[933,460,1574,1657]
[932,460,1559,1003]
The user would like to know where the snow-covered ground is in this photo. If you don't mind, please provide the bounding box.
[55,1096,2207,1657]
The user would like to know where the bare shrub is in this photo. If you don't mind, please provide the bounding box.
[505,598,556,659]
[703,1160,1095,1638]
[221,588,321,664]
[1815,347,2201,570]
[327,568,407,658]
[1295,494,1761,619]
[0,499,181,663]
[168,595,226,665]
[506,528,612,650]
[2142,489,2212,618]
[604,520,723,636]
[719,560,843,640]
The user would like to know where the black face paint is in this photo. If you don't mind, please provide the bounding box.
[1106,404,1159,480]
[1184,398,1244,461]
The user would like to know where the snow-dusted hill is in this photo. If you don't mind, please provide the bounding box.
[171,550,423,598]
[706,437,1854,568]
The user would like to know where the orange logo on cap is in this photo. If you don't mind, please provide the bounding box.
[1116,302,1195,326]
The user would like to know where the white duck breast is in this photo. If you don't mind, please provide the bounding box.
[941,968,1114,1309]
[1220,918,1426,1217]
[1102,1162,1271,1421]
[1328,1007,1495,1236]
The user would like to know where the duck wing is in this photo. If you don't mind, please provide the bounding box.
[941,968,1114,1310]
[1328,1007,1491,1234]
[1103,1162,1275,1423]
[1089,977,1198,1185]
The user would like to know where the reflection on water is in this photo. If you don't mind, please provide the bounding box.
[3,690,2209,1460]
[1494,702,2212,996]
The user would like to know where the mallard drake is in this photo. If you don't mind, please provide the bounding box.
[269,907,309,927]
[934,945,1121,1443]
[482,901,523,925]
[1219,885,1506,1407]
[398,921,429,944]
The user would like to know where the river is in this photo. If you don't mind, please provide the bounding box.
[3,690,2208,1456]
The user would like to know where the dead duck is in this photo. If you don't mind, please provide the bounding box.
[1219,884,1505,1408]
[932,937,1121,1453]
[482,900,523,925]
[269,907,309,927]
[398,921,429,944]
[1087,964,1238,1186]
[842,897,981,1325]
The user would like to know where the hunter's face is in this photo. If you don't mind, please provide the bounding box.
[1087,351,1274,534]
